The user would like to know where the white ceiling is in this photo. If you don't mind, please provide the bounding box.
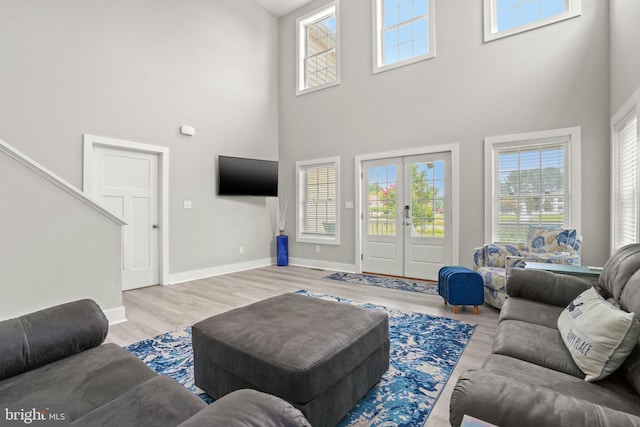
[254,0,313,17]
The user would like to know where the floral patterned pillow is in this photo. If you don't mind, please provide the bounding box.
[524,227,578,253]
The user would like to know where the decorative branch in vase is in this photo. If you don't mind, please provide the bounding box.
[278,195,288,236]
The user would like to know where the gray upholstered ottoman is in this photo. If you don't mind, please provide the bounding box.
[193,293,390,427]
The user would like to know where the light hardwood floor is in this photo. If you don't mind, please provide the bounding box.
[107,265,499,427]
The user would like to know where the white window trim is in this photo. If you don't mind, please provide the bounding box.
[484,126,582,243]
[296,1,340,96]
[296,156,341,245]
[611,88,640,253]
[483,0,582,42]
[372,0,436,74]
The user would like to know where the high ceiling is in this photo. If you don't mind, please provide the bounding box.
[253,0,313,17]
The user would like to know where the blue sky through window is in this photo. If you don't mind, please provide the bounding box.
[382,0,430,66]
[496,0,566,32]
[368,162,445,196]
[325,15,336,33]
[369,166,397,187]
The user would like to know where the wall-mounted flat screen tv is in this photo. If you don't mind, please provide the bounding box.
[217,155,278,197]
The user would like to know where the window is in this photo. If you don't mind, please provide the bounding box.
[373,0,435,73]
[484,0,582,42]
[296,157,340,245]
[612,90,640,252]
[297,2,339,95]
[484,127,581,243]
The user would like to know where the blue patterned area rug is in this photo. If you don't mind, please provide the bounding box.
[324,271,439,295]
[125,290,475,427]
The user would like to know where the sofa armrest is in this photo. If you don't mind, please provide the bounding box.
[0,299,108,381]
[473,243,523,270]
[178,389,311,427]
[450,369,640,427]
[472,246,486,270]
[506,268,593,307]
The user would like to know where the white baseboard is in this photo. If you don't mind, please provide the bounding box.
[104,306,127,325]
[168,258,275,285]
[289,257,356,273]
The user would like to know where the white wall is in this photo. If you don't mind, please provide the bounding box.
[610,0,640,113]
[279,0,611,268]
[0,152,123,321]
[0,0,280,281]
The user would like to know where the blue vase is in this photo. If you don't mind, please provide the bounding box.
[277,235,288,266]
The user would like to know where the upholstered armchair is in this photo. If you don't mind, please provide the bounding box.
[472,227,582,309]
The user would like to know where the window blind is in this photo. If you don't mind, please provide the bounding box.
[493,139,570,243]
[614,113,639,250]
[299,163,337,237]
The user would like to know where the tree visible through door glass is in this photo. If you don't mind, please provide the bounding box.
[411,161,445,237]
[368,165,397,236]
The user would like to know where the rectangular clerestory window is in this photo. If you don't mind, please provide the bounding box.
[297,2,340,95]
[373,0,435,73]
[484,0,582,42]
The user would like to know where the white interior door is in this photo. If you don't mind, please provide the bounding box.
[362,152,452,281]
[92,146,160,290]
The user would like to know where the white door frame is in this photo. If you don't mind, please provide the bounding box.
[355,144,460,275]
[83,134,170,286]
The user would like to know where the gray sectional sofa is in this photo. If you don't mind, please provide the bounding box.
[0,299,310,427]
[450,244,640,427]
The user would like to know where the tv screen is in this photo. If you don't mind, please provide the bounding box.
[218,155,278,197]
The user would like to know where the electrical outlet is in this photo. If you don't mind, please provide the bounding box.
[239,246,244,254]
[315,245,320,253]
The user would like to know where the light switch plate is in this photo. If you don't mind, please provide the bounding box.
[184,200,192,209]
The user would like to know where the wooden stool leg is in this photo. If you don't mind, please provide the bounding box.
[453,306,459,314]
[473,305,479,315]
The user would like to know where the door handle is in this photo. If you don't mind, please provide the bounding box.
[404,205,412,226]
[152,224,159,229]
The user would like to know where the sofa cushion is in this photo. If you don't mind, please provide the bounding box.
[71,376,206,427]
[450,364,640,427]
[597,244,640,311]
[0,343,156,421]
[482,354,640,417]
[558,287,640,382]
[524,227,578,253]
[622,345,640,396]
[506,268,594,308]
[492,320,583,378]
[499,296,565,330]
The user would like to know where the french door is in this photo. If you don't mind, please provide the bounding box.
[362,152,452,280]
